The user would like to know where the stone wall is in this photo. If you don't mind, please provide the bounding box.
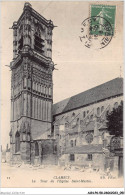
[63,153,104,169]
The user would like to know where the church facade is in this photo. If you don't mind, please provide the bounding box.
[9,3,123,174]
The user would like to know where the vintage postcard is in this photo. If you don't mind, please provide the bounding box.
[0,0,124,192]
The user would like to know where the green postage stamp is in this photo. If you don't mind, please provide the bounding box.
[90,5,116,36]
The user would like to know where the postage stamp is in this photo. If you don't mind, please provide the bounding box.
[90,5,116,36]
[79,16,113,49]
[79,4,116,49]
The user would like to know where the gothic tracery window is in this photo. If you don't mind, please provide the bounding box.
[85,133,93,144]
[88,154,92,161]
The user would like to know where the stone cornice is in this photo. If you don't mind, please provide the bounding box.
[11,90,53,101]
[10,48,54,70]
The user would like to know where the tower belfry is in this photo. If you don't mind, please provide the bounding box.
[10,2,54,163]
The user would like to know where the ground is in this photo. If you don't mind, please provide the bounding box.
[1,162,123,188]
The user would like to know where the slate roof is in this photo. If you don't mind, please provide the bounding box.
[53,98,70,117]
[53,78,123,116]
[83,121,95,132]
[65,144,103,154]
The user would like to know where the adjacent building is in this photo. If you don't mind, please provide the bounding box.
[53,77,123,174]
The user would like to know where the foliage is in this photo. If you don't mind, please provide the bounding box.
[106,101,123,137]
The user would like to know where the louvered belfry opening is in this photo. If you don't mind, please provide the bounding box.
[34,32,44,54]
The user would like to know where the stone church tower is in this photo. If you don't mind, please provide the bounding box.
[9,2,54,164]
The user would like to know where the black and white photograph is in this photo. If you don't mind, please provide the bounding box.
[0,0,124,192]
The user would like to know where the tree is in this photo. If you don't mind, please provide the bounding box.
[106,101,123,137]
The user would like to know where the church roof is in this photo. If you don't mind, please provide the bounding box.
[53,77,123,116]
[65,144,103,154]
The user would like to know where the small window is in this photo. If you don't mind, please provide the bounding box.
[101,106,104,112]
[83,111,86,118]
[88,154,92,161]
[72,112,75,117]
[87,110,89,114]
[75,139,77,146]
[70,154,75,161]
[97,107,100,115]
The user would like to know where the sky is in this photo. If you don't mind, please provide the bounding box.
[1,1,123,149]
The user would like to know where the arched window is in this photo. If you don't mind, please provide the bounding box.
[85,133,93,144]
[15,131,20,153]
[97,107,100,115]
[83,111,86,118]
[70,154,75,161]
[110,136,121,152]
[72,112,75,118]
[35,142,39,156]
[114,102,118,109]
[101,106,104,112]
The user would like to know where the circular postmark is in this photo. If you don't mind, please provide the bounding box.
[79,16,113,49]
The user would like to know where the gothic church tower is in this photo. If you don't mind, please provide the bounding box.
[9,2,54,163]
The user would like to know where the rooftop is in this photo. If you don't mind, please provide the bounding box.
[53,77,123,116]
